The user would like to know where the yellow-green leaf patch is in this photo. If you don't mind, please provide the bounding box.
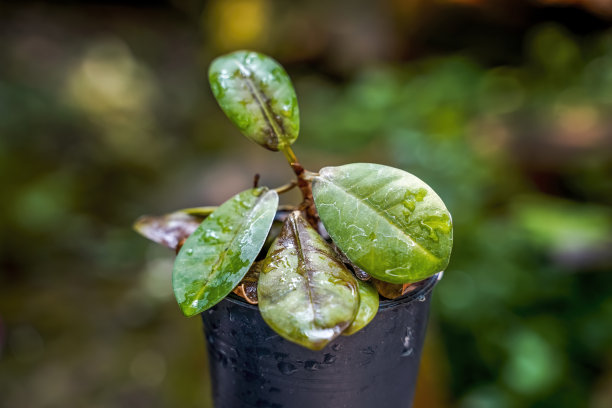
[312,163,453,283]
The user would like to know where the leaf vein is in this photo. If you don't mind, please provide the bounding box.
[320,178,439,261]
[235,60,285,149]
[190,191,272,303]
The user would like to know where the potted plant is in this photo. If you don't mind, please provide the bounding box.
[135,51,453,408]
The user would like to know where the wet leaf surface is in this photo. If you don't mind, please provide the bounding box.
[258,211,359,350]
[208,51,299,151]
[172,188,278,316]
[232,260,261,304]
[343,279,379,335]
[312,163,453,283]
[133,210,209,250]
[257,209,294,260]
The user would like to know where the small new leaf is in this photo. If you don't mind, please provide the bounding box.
[173,188,278,316]
[209,50,299,151]
[312,163,453,284]
[133,210,211,250]
[258,211,359,350]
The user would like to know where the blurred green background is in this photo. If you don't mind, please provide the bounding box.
[1,0,611,407]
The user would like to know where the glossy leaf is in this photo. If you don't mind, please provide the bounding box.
[232,260,261,304]
[173,188,278,316]
[133,211,208,250]
[209,51,299,151]
[258,211,359,350]
[312,163,453,284]
[343,279,379,336]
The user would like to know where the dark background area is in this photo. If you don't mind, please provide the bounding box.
[1,1,611,407]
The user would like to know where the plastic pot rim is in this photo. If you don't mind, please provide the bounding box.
[222,271,443,311]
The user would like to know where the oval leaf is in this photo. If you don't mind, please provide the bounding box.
[312,163,453,284]
[173,188,278,316]
[208,51,299,151]
[343,279,379,336]
[258,211,359,350]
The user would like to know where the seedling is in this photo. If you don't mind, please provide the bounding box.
[135,51,453,350]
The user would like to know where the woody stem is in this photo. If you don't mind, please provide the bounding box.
[281,146,320,229]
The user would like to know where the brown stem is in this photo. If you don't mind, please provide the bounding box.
[280,145,320,229]
[253,173,260,188]
[290,162,320,229]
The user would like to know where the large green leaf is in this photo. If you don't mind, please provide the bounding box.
[208,51,299,151]
[258,211,359,350]
[173,188,278,316]
[312,163,453,283]
[343,279,379,336]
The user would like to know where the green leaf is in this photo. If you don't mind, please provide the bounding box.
[172,188,278,316]
[343,279,379,336]
[258,211,359,350]
[312,163,453,284]
[208,50,299,151]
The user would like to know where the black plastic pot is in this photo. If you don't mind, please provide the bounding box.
[201,273,441,408]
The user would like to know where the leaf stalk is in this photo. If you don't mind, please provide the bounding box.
[273,181,298,194]
[281,145,299,165]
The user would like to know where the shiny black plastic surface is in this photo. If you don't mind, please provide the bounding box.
[201,274,439,408]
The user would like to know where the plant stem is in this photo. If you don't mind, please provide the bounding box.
[280,145,320,228]
[281,145,299,165]
[291,162,320,229]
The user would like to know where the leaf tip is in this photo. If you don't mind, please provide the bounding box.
[132,215,147,234]
[178,298,206,317]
